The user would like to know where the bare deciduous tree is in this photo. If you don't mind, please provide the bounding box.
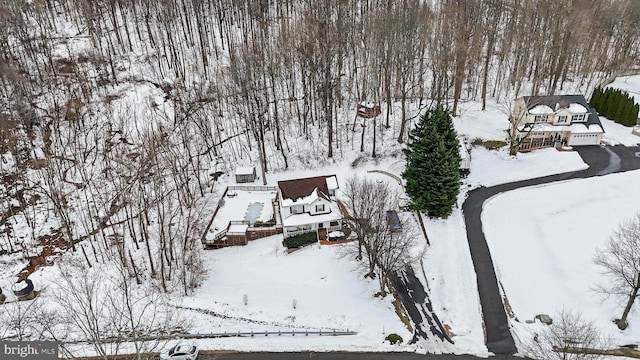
[341,175,421,296]
[341,175,397,264]
[523,309,609,360]
[594,213,640,330]
[0,294,46,341]
[500,95,549,155]
[54,260,189,359]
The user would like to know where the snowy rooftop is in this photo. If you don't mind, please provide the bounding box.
[235,166,255,175]
[519,123,603,134]
[278,176,335,201]
[326,175,338,190]
[568,103,588,113]
[528,104,555,115]
[281,188,325,207]
[528,102,588,115]
[281,203,343,227]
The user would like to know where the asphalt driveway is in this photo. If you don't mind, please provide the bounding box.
[462,145,640,354]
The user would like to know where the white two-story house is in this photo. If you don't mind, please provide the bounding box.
[277,175,344,240]
[511,94,605,151]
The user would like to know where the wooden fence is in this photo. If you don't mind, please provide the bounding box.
[228,185,278,191]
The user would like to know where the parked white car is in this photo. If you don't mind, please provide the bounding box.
[161,344,199,360]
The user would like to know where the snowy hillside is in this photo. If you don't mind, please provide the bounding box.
[0,0,639,358]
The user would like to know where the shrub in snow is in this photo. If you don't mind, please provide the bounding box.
[282,232,317,249]
[385,333,403,345]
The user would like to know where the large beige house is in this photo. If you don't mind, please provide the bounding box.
[511,94,604,151]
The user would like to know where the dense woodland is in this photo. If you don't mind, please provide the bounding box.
[0,0,639,292]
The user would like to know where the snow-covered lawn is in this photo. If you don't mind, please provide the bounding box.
[599,116,640,146]
[601,74,640,146]
[6,74,640,357]
[180,235,413,352]
[151,93,632,355]
[482,170,640,348]
[206,189,277,239]
[465,147,586,188]
[423,75,640,356]
[606,75,640,106]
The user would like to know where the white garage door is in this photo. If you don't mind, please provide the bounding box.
[569,134,599,146]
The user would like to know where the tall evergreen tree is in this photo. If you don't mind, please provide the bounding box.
[589,87,602,109]
[614,91,627,122]
[592,88,638,126]
[600,89,613,117]
[402,106,460,218]
[622,99,634,126]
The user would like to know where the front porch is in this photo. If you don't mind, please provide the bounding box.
[284,220,342,241]
[516,131,567,152]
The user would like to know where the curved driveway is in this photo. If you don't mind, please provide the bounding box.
[462,145,640,354]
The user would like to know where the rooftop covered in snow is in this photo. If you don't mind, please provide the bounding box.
[278,175,338,202]
[235,166,256,175]
[523,94,591,113]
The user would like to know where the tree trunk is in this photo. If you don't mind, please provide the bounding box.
[372,118,377,158]
[616,271,640,330]
[397,91,407,144]
[481,32,494,111]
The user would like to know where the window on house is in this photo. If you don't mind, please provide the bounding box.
[315,204,325,212]
[572,114,585,122]
[328,189,335,197]
[534,115,548,123]
[558,115,568,123]
[291,206,300,214]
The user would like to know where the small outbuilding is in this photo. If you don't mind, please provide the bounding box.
[235,166,256,183]
[357,101,381,118]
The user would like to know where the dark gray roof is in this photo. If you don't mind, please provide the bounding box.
[587,107,604,132]
[522,94,590,110]
[522,94,604,133]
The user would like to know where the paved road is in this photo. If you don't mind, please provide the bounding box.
[462,145,640,354]
[204,352,521,360]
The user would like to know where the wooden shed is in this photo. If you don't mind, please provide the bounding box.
[235,166,256,183]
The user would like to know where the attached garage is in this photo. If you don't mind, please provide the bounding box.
[568,133,601,146]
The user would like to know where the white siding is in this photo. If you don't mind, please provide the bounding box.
[568,134,600,146]
[309,198,330,215]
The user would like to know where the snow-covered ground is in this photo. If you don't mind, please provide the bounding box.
[181,236,413,352]
[206,189,277,239]
[4,74,640,358]
[423,76,640,356]
[600,116,640,146]
[606,74,640,107]
[165,95,601,356]
[483,171,640,348]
